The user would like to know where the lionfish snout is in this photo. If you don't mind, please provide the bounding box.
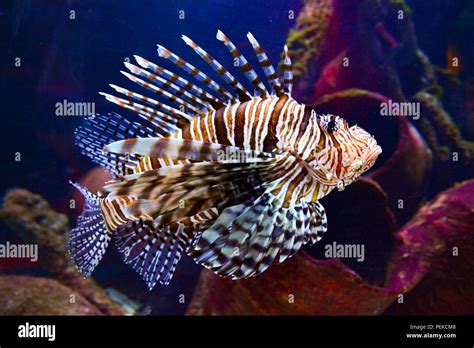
[332,125,382,190]
[343,125,382,183]
[365,143,383,168]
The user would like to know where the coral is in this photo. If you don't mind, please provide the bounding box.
[417,117,449,162]
[385,179,474,314]
[0,188,128,315]
[415,91,474,160]
[283,0,333,93]
[0,276,102,315]
[368,118,433,223]
[314,88,389,123]
[187,255,398,315]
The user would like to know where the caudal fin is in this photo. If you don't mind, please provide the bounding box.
[68,181,111,277]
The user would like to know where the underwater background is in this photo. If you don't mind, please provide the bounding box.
[1,0,473,315]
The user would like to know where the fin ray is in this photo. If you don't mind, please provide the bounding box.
[133,55,225,110]
[68,182,111,277]
[281,45,293,95]
[247,32,283,96]
[157,44,235,103]
[216,30,269,98]
[182,34,252,102]
[115,219,192,289]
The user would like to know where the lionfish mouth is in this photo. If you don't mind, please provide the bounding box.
[366,145,383,168]
[373,144,383,157]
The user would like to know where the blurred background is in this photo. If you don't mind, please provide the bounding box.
[0,0,473,315]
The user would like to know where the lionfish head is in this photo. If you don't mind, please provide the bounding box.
[311,114,382,190]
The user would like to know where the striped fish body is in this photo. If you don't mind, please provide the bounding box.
[97,96,315,250]
[131,94,295,169]
[141,96,369,206]
[69,30,382,289]
[180,95,291,152]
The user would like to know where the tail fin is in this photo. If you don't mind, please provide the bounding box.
[67,181,111,276]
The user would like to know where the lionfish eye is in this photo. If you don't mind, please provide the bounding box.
[327,120,337,132]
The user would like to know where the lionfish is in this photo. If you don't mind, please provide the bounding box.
[69,31,382,290]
